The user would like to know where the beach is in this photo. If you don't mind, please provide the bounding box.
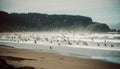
[0,46,120,69]
[0,32,120,69]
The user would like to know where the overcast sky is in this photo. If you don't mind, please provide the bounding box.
[0,0,120,25]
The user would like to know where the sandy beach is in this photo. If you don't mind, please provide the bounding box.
[0,46,120,69]
[0,32,120,69]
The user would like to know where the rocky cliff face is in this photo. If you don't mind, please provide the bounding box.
[0,11,110,32]
[85,22,110,32]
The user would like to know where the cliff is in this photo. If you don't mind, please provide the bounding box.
[0,11,110,32]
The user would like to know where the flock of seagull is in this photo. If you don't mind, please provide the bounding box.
[0,32,117,49]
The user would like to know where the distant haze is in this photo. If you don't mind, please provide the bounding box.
[0,0,120,29]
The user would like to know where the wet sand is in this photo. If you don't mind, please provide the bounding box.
[0,46,120,69]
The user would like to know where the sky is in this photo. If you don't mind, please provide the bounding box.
[0,0,120,28]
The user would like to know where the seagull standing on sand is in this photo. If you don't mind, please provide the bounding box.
[111,44,114,47]
[50,46,53,49]
[104,44,107,47]
[97,43,100,46]
[34,40,37,44]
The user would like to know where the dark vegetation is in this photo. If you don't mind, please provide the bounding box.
[0,11,110,32]
[85,22,110,32]
[0,58,35,69]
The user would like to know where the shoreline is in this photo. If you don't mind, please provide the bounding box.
[0,47,120,69]
[0,42,120,64]
[0,41,120,51]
